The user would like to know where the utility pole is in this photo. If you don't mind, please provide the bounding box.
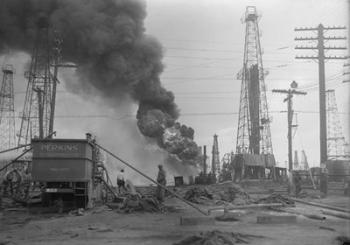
[18,16,52,145]
[48,31,62,136]
[33,87,44,139]
[203,145,207,176]
[295,24,347,165]
[273,81,307,171]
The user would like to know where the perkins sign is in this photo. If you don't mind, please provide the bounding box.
[40,143,79,153]
[33,140,91,159]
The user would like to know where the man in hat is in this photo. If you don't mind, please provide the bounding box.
[116,169,127,194]
[156,164,166,203]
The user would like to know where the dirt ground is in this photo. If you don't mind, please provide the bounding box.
[0,191,349,245]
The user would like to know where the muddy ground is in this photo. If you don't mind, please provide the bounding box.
[0,190,349,245]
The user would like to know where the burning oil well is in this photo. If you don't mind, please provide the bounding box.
[0,0,199,166]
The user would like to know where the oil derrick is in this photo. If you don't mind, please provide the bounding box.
[326,89,348,159]
[0,64,16,150]
[236,6,273,155]
[17,17,57,146]
[211,134,220,177]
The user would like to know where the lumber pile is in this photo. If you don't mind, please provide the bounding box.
[183,183,252,206]
[115,194,164,213]
[183,187,213,204]
[254,193,295,206]
[173,230,264,245]
[216,184,251,205]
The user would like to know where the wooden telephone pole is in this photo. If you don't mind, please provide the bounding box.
[273,81,307,171]
[294,24,347,165]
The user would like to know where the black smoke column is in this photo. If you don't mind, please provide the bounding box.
[0,0,198,163]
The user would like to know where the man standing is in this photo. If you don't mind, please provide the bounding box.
[3,169,21,196]
[294,171,302,197]
[116,169,127,194]
[156,164,166,203]
[287,170,295,195]
[320,167,328,197]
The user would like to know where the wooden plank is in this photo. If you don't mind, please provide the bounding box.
[208,203,284,214]
[291,198,350,213]
[321,210,350,220]
[257,215,297,224]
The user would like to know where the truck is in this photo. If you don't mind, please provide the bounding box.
[31,137,106,209]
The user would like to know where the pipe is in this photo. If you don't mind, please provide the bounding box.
[0,131,56,173]
[271,207,326,220]
[291,198,350,213]
[92,141,209,216]
[0,144,31,154]
[0,147,33,173]
[321,210,350,220]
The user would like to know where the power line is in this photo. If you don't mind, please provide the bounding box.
[164,55,330,63]
[3,110,349,122]
[165,46,292,54]
[49,110,350,118]
[160,37,295,48]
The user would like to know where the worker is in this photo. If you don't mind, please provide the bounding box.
[22,167,32,199]
[125,179,137,195]
[156,164,166,203]
[294,171,302,197]
[116,169,127,194]
[287,169,294,195]
[233,154,243,183]
[320,167,328,197]
[3,169,21,196]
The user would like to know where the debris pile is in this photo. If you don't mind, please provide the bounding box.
[336,236,350,245]
[184,187,213,204]
[254,193,295,206]
[173,230,264,245]
[216,184,251,205]
[117,194,164,213]
[182,183,252,206]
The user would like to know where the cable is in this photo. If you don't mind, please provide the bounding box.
[164,55,321,63]
[165,46,292,54]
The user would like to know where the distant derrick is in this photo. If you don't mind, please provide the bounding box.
[0,64,16,150]
[211,134,220,177]
[326,89,349,159]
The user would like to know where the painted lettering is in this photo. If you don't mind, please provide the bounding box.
[40,143,79,153]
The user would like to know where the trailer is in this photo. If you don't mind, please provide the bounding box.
[31,137,105,209]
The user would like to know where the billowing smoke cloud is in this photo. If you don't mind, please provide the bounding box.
[0,0,199,164]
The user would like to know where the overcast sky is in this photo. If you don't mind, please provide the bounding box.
[143,0,349,168]
[1,0,349,177]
